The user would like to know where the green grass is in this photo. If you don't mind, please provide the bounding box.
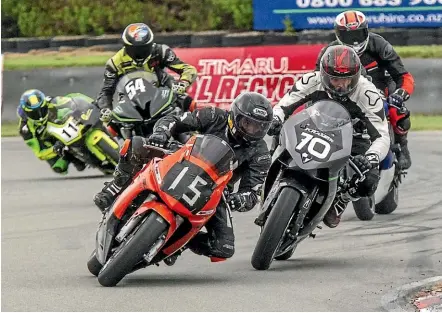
[409,114,442,131]
[2,115,442,137]
[1,122,19,137]
[395,45,442,59]
[3,45,442,70]
[4,54,114,70]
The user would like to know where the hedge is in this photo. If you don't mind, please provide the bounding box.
[2,0,253,37]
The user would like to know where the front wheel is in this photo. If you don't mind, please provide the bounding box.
[251,187,300,271]
[97,211,168,287]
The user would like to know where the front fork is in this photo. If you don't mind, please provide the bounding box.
[85,128,119,163]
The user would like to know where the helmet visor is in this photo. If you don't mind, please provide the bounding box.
[125,43,153,62]
[336,28,368,46]
[234,114,271,141]
[26,105,49,123]
[321,70,360,97]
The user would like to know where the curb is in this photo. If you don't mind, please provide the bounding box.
[381,276,442,312]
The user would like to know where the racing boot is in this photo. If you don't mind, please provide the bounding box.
[93,164,134,213]
[323,195,350,228]
[187,205,235,261]
[93,137,150,213]
[395,133,411,170]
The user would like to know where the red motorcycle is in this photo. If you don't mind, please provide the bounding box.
[87,134,236,287]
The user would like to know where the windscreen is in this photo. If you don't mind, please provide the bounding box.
[190,134,236,176]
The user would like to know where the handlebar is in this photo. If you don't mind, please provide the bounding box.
[142,139,184,157]
[222,190,233,213]
[338,156,367,198]
[348,156,365,180]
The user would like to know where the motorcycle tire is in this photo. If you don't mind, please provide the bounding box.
[251,187,300,271]
[375,185,398,214]
[97,211,168,287]
[352,196,375,221]
[87,250,102,277]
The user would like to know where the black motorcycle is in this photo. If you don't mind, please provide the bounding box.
[108,70,193,140]
[252,100,366,270]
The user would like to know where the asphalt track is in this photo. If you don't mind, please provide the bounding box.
[2,132,441,311]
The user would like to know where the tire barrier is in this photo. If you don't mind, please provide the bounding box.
[2,28,440,54]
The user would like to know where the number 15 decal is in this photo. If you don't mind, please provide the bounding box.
[168,166,208,206]
[295,132,331,160]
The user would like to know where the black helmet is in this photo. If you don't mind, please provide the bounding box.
[320,45,361,100]
[19,89,49,125]
[228,92,273,143]
[334,10,369,55]
[122,23,154,65]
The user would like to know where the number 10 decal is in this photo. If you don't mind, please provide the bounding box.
[168,166,208,206]
[295,132,331,160]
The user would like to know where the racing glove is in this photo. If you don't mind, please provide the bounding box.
[172,80,190,95]
[350,153,380,198]
[53,141,66,157]
[226,193,249,212]
[267,116,283,136]
[147,132,169,148]
[99,108,112,124]
[388,88,409,112]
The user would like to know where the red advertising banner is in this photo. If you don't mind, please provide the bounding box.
[172,44,325,109]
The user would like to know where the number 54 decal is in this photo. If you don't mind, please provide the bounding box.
[125,78,146,100]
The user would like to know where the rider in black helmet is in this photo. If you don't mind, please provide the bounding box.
[94,92,274,261]
[95,22,197,121]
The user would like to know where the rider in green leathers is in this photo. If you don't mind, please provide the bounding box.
[17,89,93,174]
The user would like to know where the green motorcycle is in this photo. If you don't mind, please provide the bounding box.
[45,99,120,175]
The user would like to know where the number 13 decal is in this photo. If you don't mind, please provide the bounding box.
[168,166,208,206]
[295,132,331,160]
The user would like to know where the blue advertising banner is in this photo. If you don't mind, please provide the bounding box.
[253,0,442,30]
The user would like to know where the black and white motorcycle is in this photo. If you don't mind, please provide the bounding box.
[252,99,368,270]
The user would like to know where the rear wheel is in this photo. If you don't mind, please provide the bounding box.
[251,187,300,270]
[375,185,398,214]
[97,211,168,287]
[87,250,102,277]
[352,196,375,221]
